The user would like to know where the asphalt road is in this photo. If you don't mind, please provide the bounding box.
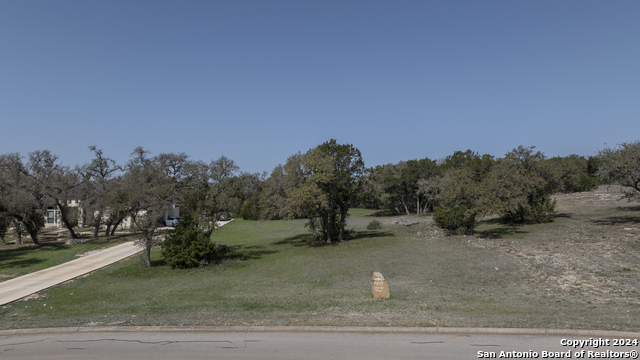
[1,329,638,360]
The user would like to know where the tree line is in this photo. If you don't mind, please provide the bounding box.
[2,139,640,260]
[0,146,263,266]
[357,146,603,234]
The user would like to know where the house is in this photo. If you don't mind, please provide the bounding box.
[44,199,83,228]
[44,199,180,230]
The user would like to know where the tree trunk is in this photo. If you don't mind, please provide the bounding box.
[104,224,111,237]
[15,228,22,245]
[93,211,102,237]
[61,212,78,239]
[0,234,5,245]
[417,197,420,215]
[467,215,476,235]
[323,215,331,244]
[144,246,151,267]
[26,227,40,245]
[309,217,318,241]
[58,206,78,239]
[111,218,123,236]
[338,209,347,242]
[402,202,410,215]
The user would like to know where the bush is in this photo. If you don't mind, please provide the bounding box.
[366,219,382,230]
[161,216,223,269]
[240,200,260,220]
[501,190,557,224]
[433,205,469,231]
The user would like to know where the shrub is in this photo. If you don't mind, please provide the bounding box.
[161,215,223,269]
[501,190,557,224]
[433,205,469,231]
[240,200,260,220]
[366,219,382,230]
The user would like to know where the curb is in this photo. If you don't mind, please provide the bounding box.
[1,326,638,337]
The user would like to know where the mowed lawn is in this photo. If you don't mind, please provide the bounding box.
[1,196,639,331]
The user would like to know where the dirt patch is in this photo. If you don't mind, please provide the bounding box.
[19,293,47,301]
[467,185,640,307]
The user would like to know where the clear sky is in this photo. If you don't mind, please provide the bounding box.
[1,0,639,173]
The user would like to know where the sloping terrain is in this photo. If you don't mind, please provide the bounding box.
[0,186,638,331]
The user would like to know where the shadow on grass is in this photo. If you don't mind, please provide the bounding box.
[0,257,46,270]
[99,233,139,241]
[555,213,572,218]
[616,205,640,212]
[150,258,167,267]
[349,230,395,240]
[476,226,528,239]
[591,215,640,226]
[273,234,317,247]
[0,242,68,270]
[226,245,278,261]
[273,230,394,247]
[366,210,398,217]
[473,215,570,239]
[0,235,138,271]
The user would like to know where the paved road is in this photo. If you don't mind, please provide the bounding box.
[1,329,638,360]
[0,220,234,306]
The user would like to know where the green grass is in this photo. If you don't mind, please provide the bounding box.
[0,233,139,281]
[1,204,639,331]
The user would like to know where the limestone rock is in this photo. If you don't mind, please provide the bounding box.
[372,271,390,298]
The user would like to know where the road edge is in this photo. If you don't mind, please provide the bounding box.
[1,326,638,337]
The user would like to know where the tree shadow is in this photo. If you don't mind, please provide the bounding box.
[366,210,398,217]
[150,258,167,267]
[0,242,69,270]
[273,234,318,247]
[591,215,640,226]
[226,245,278,261]
[476,226,528,240]
[0,257,46,270]
[100,233,139,241]
[273,230,395,247]
[349,230,395,240]
[555,213,572,218]
[615,205,640,212]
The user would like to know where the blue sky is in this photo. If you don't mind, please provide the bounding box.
[1,0,639,173]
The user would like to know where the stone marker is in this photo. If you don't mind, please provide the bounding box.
[372,272,390,298]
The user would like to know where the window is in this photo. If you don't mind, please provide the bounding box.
[47,211,55,224]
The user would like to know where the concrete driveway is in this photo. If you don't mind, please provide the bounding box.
[0,241,141,306]
[0,220,234,306]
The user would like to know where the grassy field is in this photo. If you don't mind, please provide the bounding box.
[1,186,638,331]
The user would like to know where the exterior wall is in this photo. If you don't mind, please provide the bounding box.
[120,210,147,229]
[43,200,84,228]
[43,200,177,230]
[163,203,180,221]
